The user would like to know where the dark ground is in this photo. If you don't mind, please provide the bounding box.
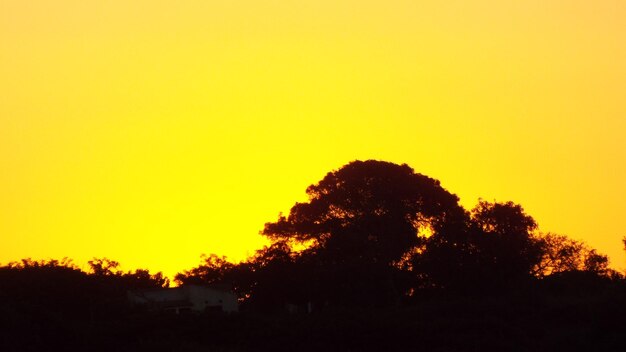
[3,281,626,352]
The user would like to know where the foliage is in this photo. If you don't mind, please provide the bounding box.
[469,200,543,282]
[262,160,464,266]
[534,233,610,277]
[175,254,234,285]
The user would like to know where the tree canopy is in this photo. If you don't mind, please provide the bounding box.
[262,160,464,267]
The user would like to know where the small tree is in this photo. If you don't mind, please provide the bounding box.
[533,233,609,277]
[175,254,233,285]
[88,258,121,276]
[470,200,543,282]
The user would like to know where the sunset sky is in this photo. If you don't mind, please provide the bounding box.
[1,1,625,278]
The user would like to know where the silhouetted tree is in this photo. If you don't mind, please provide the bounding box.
[583,249,609,275]
[418,200,543,290]
[261,160,465,306]
[533,233,609,277]
[88,257,169,288]
[0,258,98,320]
[175,253,262,304]
[263,160,463,268]
[88,257,121,276]
[120,269,170,289]
[470,200,543,283]
[175,254,234,285]
[175,242,314,310]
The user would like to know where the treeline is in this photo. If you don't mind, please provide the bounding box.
[175,160,620,310]
[2,159,626,351]
[0,257,168,318]
[0,258,171,350]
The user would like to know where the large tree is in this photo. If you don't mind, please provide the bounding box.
[262,160,464,267]
[261,160,465,306]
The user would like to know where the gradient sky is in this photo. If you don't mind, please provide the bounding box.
[1,1,625,278]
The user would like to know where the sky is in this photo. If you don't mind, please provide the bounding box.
[1,0,625,278]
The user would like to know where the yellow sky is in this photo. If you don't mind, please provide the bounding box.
[1,1,625,278]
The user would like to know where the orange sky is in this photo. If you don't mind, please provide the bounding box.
[1,0,625,278]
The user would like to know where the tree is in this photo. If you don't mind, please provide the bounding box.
[583,249,609,275]
[533,233,609,277]
[263,160,464,267]
[469,200,543,282]
[120,269,170,289]
[418,200,543,290]
[471,200,537,236]
[88,258,121,276]
[175,254,233,285]
[176,253,263,303]
[261,160,465,306]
